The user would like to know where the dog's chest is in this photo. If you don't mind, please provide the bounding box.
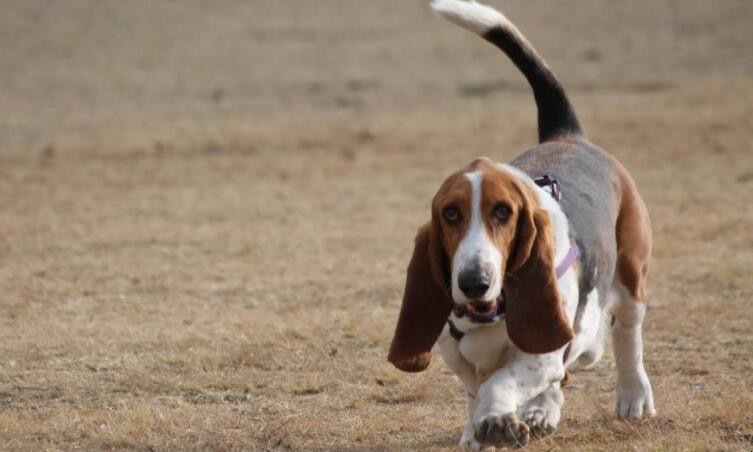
[458,322,514,380]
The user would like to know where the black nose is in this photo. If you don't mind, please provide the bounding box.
[458,267,491,299]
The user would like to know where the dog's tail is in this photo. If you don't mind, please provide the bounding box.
[432,0,584,143]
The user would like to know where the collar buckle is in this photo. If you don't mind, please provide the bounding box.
[533,174,562,201]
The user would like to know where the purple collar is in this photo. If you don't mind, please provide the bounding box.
[533,174,562,201]
[556,243,580,278]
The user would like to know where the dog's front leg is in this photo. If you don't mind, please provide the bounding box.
[458,395,482,450]
[437,329,485,450]
[472,352,564,448]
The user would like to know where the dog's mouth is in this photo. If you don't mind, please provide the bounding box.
[468,299,496,315]
[453,298,502,324]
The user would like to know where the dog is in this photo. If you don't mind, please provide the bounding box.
[387,0,656,448]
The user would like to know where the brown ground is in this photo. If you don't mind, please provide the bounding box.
[1,1,752,450]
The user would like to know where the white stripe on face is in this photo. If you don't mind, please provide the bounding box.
[451,171,503,303]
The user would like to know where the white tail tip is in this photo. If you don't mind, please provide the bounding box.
[431,0,506,35]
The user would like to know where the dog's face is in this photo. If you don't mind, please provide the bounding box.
[388,157,574,372]
[432,157,529,321]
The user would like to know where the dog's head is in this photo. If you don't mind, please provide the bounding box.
[388,157,573,372]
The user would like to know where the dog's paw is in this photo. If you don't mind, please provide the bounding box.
[521,404,560,436]
[473,413,530,448]
[459,424,496,450]
[617,385,656,419]
[457,436,485,451]
[521,386,563,436]
[458,428,479,450]
[616,373,656,419]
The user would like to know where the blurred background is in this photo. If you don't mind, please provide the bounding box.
[1,1,752,449]
[3,0,751,156]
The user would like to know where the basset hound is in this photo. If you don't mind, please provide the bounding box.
[388,0,656,448]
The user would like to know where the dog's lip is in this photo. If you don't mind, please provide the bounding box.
[452,299,501,324]
[467,300,496,315]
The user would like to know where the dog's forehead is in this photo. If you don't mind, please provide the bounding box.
[435,158,519,203]
[432,165,469,204]
[465,156,497,172]
[480,167,522,201]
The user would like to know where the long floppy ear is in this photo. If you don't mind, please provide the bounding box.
[387,222,452,372]
[505,207,574,354]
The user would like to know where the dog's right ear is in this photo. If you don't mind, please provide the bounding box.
[388,221,452,372]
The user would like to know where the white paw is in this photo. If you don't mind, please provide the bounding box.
[458,428,479,450]
[457,437,482,451]
[459,432,491,451]
[474,413,530,448]
[520,387,563,435]
[459,426,496,451]
[521,404,560,435]
[616,373,656,419]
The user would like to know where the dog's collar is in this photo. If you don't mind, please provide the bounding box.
[533,173,562,201]
[447,317,466,341]
[556,242,580,278]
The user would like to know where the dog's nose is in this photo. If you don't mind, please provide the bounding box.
[458,268,491,299]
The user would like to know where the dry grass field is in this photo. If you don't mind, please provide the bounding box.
[1,1,753,450]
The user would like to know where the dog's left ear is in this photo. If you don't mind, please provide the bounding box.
[505,200,574,354]
[388,221,452,372]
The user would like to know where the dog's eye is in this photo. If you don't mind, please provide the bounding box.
[442,206,461,225]
[492,203,512,224]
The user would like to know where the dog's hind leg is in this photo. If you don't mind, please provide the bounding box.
[611,167,655,418]
[610,283,655,418]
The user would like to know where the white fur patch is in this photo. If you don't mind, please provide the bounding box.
[451,171,503,304]
[432,0,507,35]
[565,289,602,367]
